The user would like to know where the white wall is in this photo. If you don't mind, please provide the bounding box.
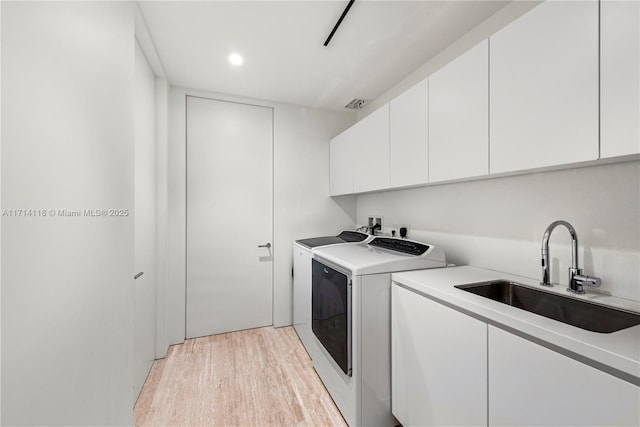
[167,87,356,344]
[357,161,640,301]
[134,2,171,361]
[273,104,357,326]
[1,2,135,425]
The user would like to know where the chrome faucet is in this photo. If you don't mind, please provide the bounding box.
[540,220,601,294]
[371,222,382,236]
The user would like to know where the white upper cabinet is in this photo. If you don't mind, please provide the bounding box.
[489,0,599,174]
[600,0,640,158]
[330,104,390,195]
[429,40,489,182]
[329,0,634,194]
[329,126,355,196]
[389,79,429,187]
[353,103,390,193]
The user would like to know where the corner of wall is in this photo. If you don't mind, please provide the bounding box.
[167,86,188,345]
[0,2,3,423]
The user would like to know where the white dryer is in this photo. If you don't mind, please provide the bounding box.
[312,237,446,427]
[293,231,372,359]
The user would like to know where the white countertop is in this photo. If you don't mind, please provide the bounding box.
[392,266,640,381]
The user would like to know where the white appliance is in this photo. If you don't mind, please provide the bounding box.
[293,231,372,359]
[311,237,446,426]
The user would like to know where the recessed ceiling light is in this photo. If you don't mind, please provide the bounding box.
[228,53,243,66]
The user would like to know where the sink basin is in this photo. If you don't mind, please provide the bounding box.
[454,280,640,333]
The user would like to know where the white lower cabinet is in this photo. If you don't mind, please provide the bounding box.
[391,285,487,426]
[488,325,640,427]
[392,285,640,427]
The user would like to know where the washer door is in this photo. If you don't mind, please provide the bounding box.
[311,259,352,376]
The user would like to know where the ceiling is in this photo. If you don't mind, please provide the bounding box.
[138,1,509,111]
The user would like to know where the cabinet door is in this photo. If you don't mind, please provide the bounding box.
[429,40,488,182]
[329,127,355,195]
[353,103,390,193]
[292,244,314,359]
[601,0,640,157]
[490,1,599,173]
[489,326,640,426]
[392,285,487,427]
[390,79,429,187]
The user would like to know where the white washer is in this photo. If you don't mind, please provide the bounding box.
[312,237,446,427]
[293,231,372,360]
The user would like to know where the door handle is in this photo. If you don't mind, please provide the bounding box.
[258,243,272,248]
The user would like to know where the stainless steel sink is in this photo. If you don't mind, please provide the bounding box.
[454,280,640,333]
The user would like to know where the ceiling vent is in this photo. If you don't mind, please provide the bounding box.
[344,98,369,110]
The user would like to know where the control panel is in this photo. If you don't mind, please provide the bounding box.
[369,237,430,255]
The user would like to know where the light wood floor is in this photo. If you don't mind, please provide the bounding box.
[134,326,347,427]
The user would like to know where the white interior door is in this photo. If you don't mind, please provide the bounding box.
[186,96,273,338]
[134,41,157,401]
